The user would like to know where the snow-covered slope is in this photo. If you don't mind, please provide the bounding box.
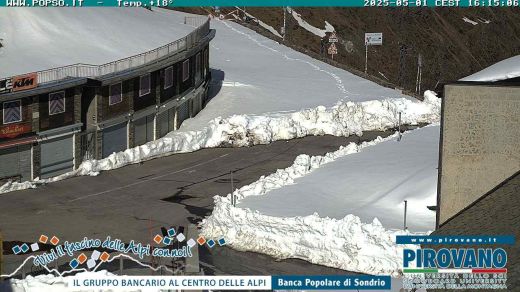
[0,8,196,77]
[181,18,410,131]
[239,125,439,232]
[460,55,520,82]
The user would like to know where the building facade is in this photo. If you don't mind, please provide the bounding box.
[0,18,214,183]
[428,80,520,291]
[437,82,520,226]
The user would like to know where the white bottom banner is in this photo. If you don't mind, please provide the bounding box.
[68,275,271,290]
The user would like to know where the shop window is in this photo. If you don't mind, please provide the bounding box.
[182,59,190,82]
[164,66,174,89]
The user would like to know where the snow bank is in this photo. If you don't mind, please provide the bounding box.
[0,92,440,195]
[460,55,520,82]
[200,92,440,276]
[239,125,439,232]
[287,7,335,38]
[201,134,425,276]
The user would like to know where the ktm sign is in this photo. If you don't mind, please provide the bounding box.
[12,73,38,92]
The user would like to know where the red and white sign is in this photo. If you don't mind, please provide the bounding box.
[12,73,38,92]
[328,43,338,55]
[328,32,338,43]
[0,124,31,139]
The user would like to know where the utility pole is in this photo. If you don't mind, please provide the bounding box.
[230,170,235,206]
[364,44,368,75]
[398,43,407,88]
[415,54,423,95]
[0,231,3,279]
[282,7,287,42]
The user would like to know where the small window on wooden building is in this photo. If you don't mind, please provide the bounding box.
[203,49,208,78]
[109,83,122,106]
[196,53,201,77]
[139,74,151,97]
[49,91,65,115]
[2,100,22,124]
[164,66,174,89]
[182,59,190,82]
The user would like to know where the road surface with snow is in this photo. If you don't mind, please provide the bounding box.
[0,134,391,278]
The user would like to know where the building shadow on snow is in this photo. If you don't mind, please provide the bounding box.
[206,68,224,103]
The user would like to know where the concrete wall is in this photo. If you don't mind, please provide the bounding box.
[438,84,520,225]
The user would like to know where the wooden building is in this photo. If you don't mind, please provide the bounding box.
[0,19,214,183]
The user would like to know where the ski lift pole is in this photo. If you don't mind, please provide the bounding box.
[404,200,408,230]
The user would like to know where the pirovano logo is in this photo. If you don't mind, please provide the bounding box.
[397,235,512,290]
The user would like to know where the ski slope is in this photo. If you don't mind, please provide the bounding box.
[238,125,439,232]
[180,18,410,131]
[0,8,196,77]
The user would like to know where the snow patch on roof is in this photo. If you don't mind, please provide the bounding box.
[460,55,520,82]
[0,8,197,77]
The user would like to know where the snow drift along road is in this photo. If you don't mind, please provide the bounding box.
[200,91,440,276]
[201,129,438,277]
[0,92,440,195]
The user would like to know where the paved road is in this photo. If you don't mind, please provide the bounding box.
[0,131,393,277]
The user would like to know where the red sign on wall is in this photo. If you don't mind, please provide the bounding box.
[12,73,38,92]
[0,124,31,139]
